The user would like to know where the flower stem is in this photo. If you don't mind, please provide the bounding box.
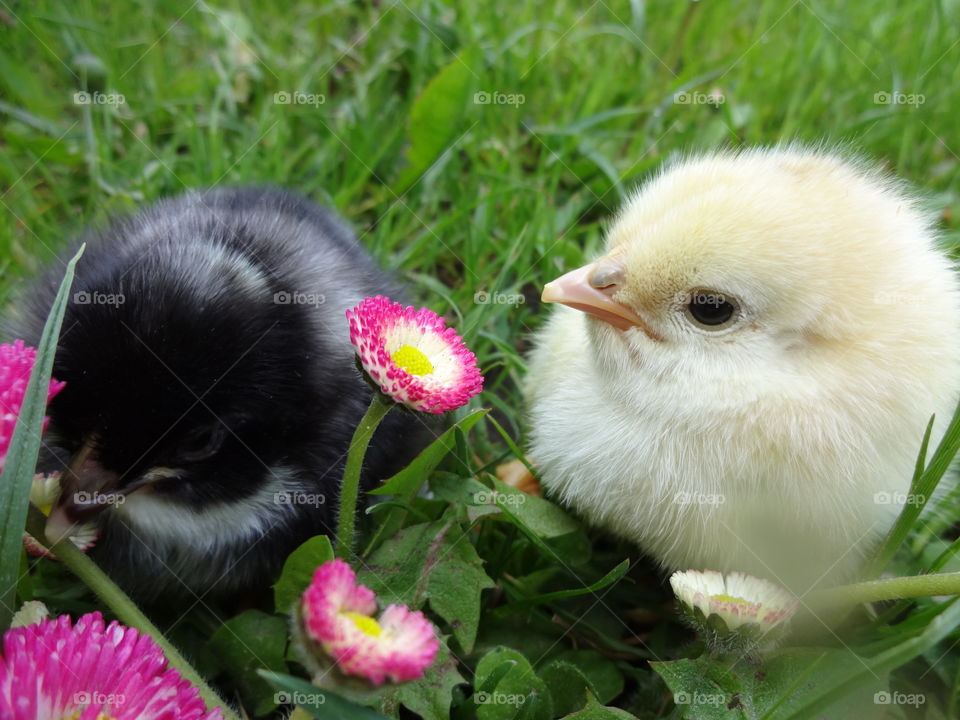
[810,571,960,608]
[335,393,394,559]
[25,506,241,720]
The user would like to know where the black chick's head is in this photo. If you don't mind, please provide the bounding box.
[8,189,429,600]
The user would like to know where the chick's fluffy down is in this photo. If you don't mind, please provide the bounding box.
[527,147,960,592]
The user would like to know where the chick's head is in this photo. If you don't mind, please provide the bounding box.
[537,148,960,589]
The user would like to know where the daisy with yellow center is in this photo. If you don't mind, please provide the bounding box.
[346,296,483,415]
[670,569,798,651]
[336,296,483,558]
[299,559,439,686]
[0,611,222,720]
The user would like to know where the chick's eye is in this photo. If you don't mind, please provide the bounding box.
[683,290,740,330]
[177,423,227,462]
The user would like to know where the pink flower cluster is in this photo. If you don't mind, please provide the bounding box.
[301,559,439,685]
[0,340,65,472]
[346,296,483,414]
[0,612,223,720]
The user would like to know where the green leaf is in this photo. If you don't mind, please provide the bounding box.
[651,648,886,720]
[488,478,580,538]
[359,518,494,653]
[548,650,624,705]
[474,647,553,720]
[208,610,289,716]
[0,244,83,631]
[273,534,334,614]
[395,636,466,720]
[560,692,637,719]
[541,660,593,716]
[258,670,391,720]
[498,561,630,614]
[869,401,960,575]
[369,409,487,497]
[393,48,480,194]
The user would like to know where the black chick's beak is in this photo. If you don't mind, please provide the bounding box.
[45,440,121,545]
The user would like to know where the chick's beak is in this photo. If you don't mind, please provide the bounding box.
[45,440,121,545]
[542,255,660,339]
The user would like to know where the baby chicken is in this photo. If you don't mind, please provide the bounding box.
[527,147,960,593]
[4,188,426,600]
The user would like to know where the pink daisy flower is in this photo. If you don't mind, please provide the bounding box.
[346,296,483,414]
[301,559,439,685]
[0,611,223,720]
[0,339,66,474]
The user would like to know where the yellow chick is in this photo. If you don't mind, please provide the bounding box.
[526,147,960,593]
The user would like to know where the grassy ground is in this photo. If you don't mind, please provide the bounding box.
[3,1,960,718]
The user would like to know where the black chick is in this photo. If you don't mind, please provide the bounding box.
[5,188,428,600]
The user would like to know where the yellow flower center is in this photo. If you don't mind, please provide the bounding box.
[391,345,433,376]
[65,713,113,720]
[712,594,749,604]
[343,611,382,636]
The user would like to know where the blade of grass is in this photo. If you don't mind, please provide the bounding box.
[0,244,83,631]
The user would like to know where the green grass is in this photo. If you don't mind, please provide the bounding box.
[3,1,960,718]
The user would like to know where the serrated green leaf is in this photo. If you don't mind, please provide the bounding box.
[395,636,466,720]
[0,245,83,631]
[560,692,637,719]
[474,647,553,720]
[209,610,289,716]
[541,660,593,716]
[273,535,334,614]
[489,478,580,538]
[359,518,493,653]
[258,671,390,720]
[549,650,624,705]
[393,48,480,194]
